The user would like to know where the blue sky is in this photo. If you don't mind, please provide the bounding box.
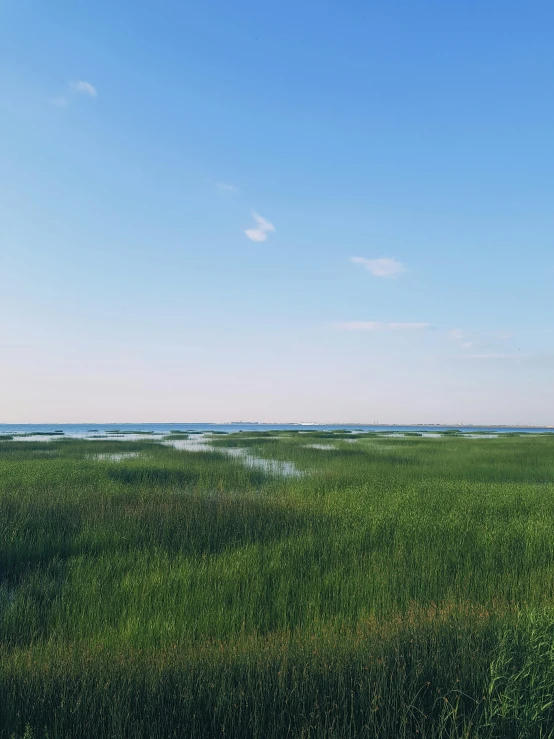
[1,1,553,424]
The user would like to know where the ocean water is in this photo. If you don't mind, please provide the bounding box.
[0,423,552,437]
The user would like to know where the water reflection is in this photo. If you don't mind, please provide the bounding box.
[163,435,302,478]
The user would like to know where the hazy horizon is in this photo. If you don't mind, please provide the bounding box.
[1,420,552,429]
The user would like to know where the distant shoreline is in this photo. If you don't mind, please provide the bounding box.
[0,422,552,433]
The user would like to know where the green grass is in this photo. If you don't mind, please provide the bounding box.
[1,433,554,737]
[120,430,156,435]
[16,431,65,437]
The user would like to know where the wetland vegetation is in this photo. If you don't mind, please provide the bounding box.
[1,431,554,737]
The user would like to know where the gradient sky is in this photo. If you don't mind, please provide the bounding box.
[1,1,553,424]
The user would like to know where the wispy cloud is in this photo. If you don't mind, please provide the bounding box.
[49,96,68,108]
[449,328,516,354]
[71,80,97,98]
[350,256,407,278]
[449,328,473,350]
[335,322,430,331]
[245,212,275,242]
[449,329,464,341]
[216,182,239,194]
[456,353,528,360]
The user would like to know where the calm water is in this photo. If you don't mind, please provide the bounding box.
[0,423,552,436]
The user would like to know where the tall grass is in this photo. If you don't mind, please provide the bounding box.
[1,434,554,737]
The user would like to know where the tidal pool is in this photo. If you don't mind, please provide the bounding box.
[164,434,303,478]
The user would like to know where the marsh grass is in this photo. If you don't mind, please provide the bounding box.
[118,430,156,435]
[16,432,64,437]
[1,434,554,737]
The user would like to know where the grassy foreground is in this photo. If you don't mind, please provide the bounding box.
[1,433,554,738]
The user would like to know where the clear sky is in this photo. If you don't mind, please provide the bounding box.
[1,1,553,424]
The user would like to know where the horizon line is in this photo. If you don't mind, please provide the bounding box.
[0,421,552,429]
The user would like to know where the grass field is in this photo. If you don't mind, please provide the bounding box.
[1,432,554,738]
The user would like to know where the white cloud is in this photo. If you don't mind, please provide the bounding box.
[388,323,430,330]
[449,329,473,350]
[49,96,68,108]
[449,329,464,341]
[350,256,407,278]
[71,80,97,98]
[335,322,429,331]
[458,353,528,360]
[216,182,239,193]
[244,212,275,242]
